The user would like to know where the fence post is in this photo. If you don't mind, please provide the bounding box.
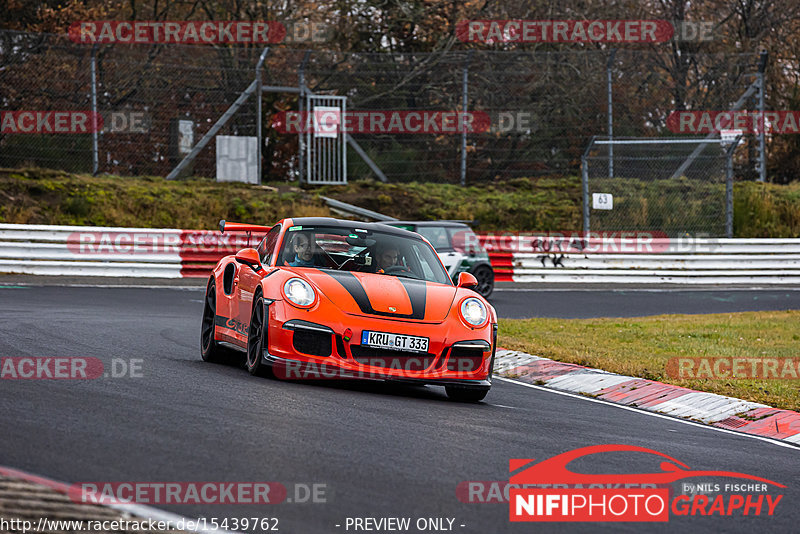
[90,44,99,176]
[607,49,616,178]
[582,155,590,235]
[582,137,595,236]
[460,51,473,187]
[255,47,270,186]
[725,137,740,238]
[757,50,768,182]
[298,51,311,185]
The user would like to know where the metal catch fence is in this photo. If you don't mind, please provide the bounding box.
[0,29,771,185]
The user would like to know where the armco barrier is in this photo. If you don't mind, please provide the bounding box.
[480,234,800,284]
[0,223,256,278]
[1,223,800,283]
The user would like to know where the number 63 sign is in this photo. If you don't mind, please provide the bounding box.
[592,193,613,210]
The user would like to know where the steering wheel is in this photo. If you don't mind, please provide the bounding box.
[384,265,417,278]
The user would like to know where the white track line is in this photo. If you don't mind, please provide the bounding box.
[494,376,800,451]
[494,287,800,292]
[1,283,204,290]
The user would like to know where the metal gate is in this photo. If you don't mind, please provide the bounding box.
[304,94,347,184]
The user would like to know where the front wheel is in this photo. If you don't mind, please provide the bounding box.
[201,280,228,363]
[246,295,272,377]
[445,385,489,403]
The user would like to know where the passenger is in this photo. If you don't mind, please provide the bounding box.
[377,246,400,271]
[372,243,403,273]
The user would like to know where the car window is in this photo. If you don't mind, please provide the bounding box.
[277,225,451,284]
[411,244,437,280]
[258,225,280,265]
[416,226,452,251]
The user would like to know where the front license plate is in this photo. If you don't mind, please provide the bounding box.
[361,331,429,353]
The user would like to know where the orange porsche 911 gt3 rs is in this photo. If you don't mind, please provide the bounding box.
[200,217,497,402]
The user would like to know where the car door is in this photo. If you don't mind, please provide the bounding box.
[235,225,280,334]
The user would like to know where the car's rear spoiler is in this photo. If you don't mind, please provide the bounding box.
[218,219,273,234]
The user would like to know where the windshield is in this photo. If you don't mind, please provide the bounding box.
[277,225,452,285]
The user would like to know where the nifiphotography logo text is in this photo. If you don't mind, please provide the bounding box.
[507,445,785,522]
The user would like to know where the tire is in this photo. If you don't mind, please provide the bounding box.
[472,265,494,298]
[445,385,489,403]
[200,279,228,363]
[246,293,272,377]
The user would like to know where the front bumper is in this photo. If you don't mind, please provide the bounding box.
[263,299,497,384]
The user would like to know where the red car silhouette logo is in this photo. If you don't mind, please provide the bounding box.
[510,444,785,487]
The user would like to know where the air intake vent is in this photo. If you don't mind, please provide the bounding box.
[447,345,486,372]
[292,330,332,357]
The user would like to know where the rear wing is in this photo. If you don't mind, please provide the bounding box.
[218,219,272,234]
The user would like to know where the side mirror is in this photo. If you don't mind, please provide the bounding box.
[457,272,478,288]
[235,248,262,270]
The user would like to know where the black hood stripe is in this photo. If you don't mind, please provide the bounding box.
[321,270,427,320]
[397,276,426,320]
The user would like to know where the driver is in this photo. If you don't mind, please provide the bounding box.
[288,232,323,267]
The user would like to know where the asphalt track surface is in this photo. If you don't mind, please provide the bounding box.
[3,275,800,318]
[0,285,798,534]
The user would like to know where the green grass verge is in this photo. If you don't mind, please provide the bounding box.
[499,311,800,412]
[2,168,798,236]
[0,168,330,229]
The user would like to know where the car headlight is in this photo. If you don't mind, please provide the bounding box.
[283,278,316,307]
[460,297,487,327]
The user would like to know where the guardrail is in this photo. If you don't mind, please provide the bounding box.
[2,224,800,284]
[319,196,399,222]
[0,223,253,278]
[480,235,800,284]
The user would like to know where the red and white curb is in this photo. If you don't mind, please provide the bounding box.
[494,349,800,445]
[0,465,235,533]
